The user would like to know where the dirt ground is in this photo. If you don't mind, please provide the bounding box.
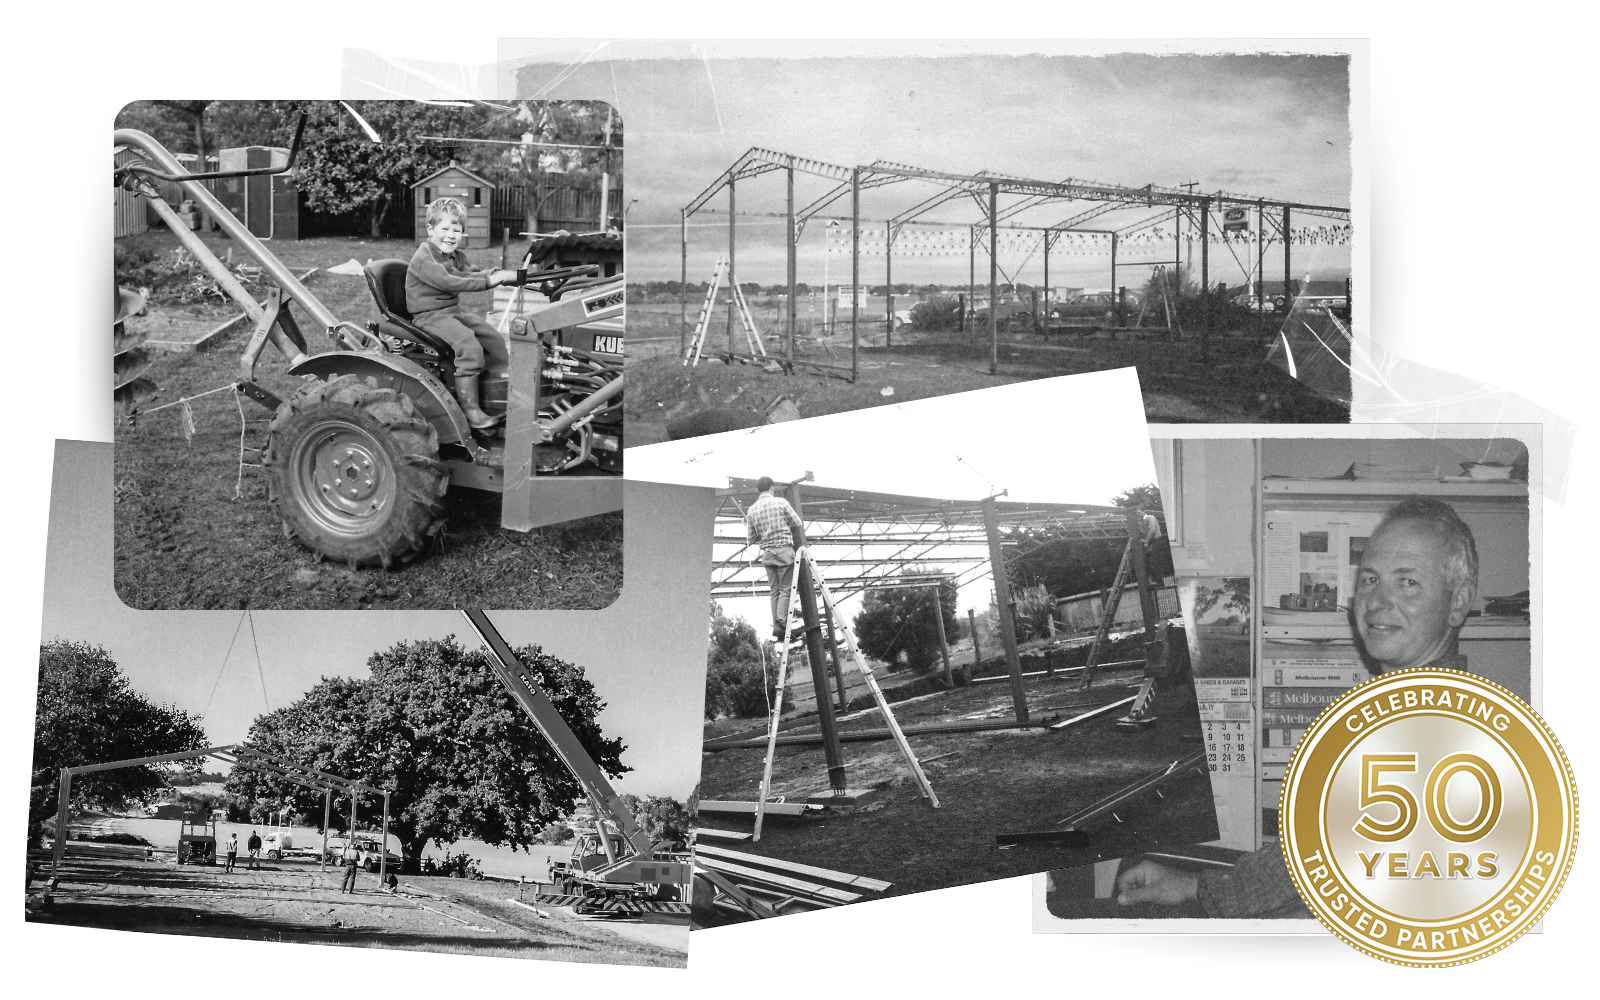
[695,666,1218,911]
[26,845,684,965]
[114,232,621,610]
[626,299,1347,444]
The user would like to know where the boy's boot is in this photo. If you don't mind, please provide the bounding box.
[453,374,501,430]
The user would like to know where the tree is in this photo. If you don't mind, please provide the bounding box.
[622,794,693,849]
[225,635,627,873]
[1006,483,1172,596]
[703,602,781,719]
[31,641,209,846]
[285,101,488,237]
[853,574,963,674]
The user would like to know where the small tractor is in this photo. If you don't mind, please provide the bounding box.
[113,112,624,568]
[176,813,218,865]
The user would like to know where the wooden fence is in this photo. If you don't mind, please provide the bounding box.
[491,181,625,237]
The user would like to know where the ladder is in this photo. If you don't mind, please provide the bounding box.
[752,547,940,840]
[731,282,769,358]
[683,258,727,367]
[1078,534,1136,692]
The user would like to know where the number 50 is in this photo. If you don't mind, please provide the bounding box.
[1354,753,1503,843]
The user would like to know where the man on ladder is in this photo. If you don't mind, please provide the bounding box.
[745,476,806,641]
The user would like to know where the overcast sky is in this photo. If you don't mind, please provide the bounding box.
[474,46,1352,289]
[628,368,1157,625]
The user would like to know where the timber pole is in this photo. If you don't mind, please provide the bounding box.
[988,182,999,375]
[787,484,846,792]
[983,497,1029,724]
[321,787,331,867]
[1200,197,1211,361]
[380,791,390,881]
[823,598,849,713]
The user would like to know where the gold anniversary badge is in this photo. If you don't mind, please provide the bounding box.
[1281,668,1577,966]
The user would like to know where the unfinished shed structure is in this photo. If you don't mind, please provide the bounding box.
[680,148,1351,379]
[47,745,388,883]
[708,479,1172,812]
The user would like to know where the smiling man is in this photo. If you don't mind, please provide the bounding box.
[1114,497,1481,917]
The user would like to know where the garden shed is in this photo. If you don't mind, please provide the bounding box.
[412,161,495,248]
[525,230,623,278]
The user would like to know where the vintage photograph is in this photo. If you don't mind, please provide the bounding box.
[480,44,1353,435]
[1036,427,1536,929]
[31,442,714,965]
[113,100,626,609]
[627,370,1219,924]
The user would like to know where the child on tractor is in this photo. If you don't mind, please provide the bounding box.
[405,197,519,430]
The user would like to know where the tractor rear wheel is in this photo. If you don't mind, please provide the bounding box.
[265,375,449,568]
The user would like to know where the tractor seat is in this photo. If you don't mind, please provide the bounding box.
[363,259,454,359]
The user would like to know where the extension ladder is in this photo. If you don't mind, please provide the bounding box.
[752,548,940,841]
[683,258,728,366]
[731,282,768,358]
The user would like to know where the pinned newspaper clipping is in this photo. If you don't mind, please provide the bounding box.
[1280,668,1577,966]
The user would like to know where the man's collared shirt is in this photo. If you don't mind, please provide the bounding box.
[745,494,802,551]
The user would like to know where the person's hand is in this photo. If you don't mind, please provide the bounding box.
[1115,860,1199,906]
[489,269,518,287]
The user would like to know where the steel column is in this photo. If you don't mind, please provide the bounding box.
[885,221,893,349]
[49,768,72,882]
[787,165,797,362]
[823,598,849,713]
[1283,206,1292,305]
[983,497,1029,724]
[1257,202,1265,328]
[933,585,953,688]
[1042,229,1050,332]
[988,182,999,375]
[1111,233,1120,327]
[850,169,860,382]
[967,224,975,337]
[968,609,981,667]
[727,178,736,354]
[788,484,846,792]
[322,787,331,867]
[679,209,688,358]
[1200,197,1210,292]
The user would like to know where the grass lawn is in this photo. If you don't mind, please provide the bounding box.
[114,230,620,610]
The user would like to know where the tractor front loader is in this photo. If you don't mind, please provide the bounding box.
[113,120,624,569]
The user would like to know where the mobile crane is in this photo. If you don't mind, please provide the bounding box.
[459,611,691,913]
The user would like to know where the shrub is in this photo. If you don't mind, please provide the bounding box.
[909,294,961,331]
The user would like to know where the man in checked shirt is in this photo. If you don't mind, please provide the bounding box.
[745,477,807,641]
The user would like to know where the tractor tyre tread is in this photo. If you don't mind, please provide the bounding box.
[264,375,449,568]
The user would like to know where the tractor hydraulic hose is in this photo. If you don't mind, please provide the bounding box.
[113,129,342,335]
[542,374,624,442]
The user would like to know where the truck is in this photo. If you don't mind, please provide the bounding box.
[460,610,692,914]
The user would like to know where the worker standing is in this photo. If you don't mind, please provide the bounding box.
[246,830,262,870]
[223,832,238,873]
[340,839,360,894]
[744,477,806,641]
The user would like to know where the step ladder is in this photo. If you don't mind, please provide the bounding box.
[683,258,727,367]
[753,547,940,840]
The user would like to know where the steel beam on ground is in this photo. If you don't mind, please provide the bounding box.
[1056,750,1208,831]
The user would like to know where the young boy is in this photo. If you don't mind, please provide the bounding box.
[405,198,519,429]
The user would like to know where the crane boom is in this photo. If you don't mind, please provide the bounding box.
[460,610,652,858]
